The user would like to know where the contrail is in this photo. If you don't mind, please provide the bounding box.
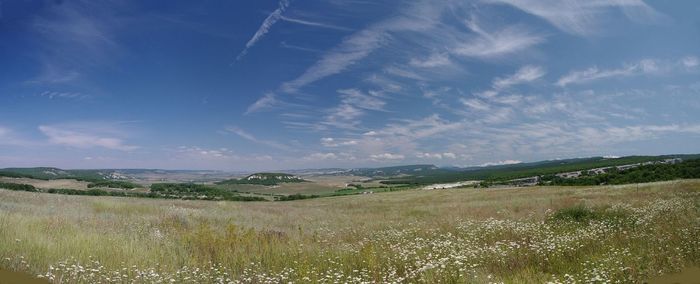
[236,0,290,61]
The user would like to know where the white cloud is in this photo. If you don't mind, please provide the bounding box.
[321,137,358,147]
[39,125,138,151]
[493,65,545,89]
[682,56,699,68]
[486,0,664,36]
[304,152,338,160]
[363,131,377,136]
[416,152,457,159]
[479,159,522,167]
[177,146,234,159]
[370,153,405,161]
[236,0,290,61]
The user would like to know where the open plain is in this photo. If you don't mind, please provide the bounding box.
[1,180,698,283]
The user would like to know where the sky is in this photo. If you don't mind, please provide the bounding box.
[1,0,700,171]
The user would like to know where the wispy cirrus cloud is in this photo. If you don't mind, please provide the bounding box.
[557,57,698,87]
[225,126,291,151]
[29,1,122,85]
[454,17,544,59]
[280,26,387,93]
[0,126,33,146]
[39,91,89,100]
[280,15,351,31]
[245,92,280,114]
[280,1,443,93]
[409,53,451,68]
[39,125,138,151]
[321,89,386,129]
[493,65,546,89]
[236,0,290,61]
[485,0,664,36]
[457,65,543,116]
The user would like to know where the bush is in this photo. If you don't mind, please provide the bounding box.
[549,205,631,224]
[0,182,38,192]
[275,194,320,201]
[550,205,598,222]
[87,180,138,189]
[150,183,266,201]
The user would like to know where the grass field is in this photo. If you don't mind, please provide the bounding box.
[0,180,699,283]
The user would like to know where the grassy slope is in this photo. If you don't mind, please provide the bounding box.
[0,180,698,283]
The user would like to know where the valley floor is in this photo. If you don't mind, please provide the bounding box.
[1,180,699,283]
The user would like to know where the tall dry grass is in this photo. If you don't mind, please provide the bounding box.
[0,180,698,283]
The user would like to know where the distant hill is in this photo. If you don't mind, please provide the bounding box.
[380,154,700,185]
[0,167,231,183]
[217,173,306,186]
[349,164,446,177]
[0,167,110,181]
[545,158,700,186]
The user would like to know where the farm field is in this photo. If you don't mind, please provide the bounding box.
[1,180,698,283]
[215,175,387,196]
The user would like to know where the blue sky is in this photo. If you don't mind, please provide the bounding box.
[1,0,699,170]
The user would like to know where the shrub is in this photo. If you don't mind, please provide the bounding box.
[550,205,598,222]
[87,180,138,189]
[0,182,38,192]
[549,205,631,224]
[275,194,319,201]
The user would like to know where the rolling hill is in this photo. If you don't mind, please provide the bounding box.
[217,173,306,186]
[379,154,700,185]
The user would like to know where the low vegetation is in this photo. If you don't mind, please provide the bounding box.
[0,182,38,192]
[544,158,700,186]
[0,167,107,181]
[380,155,699,185]
[1,180,698,283]
[87,180,139,189]
[0,181,265,202]
[274,193,320,201]
[150,183,266,201]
